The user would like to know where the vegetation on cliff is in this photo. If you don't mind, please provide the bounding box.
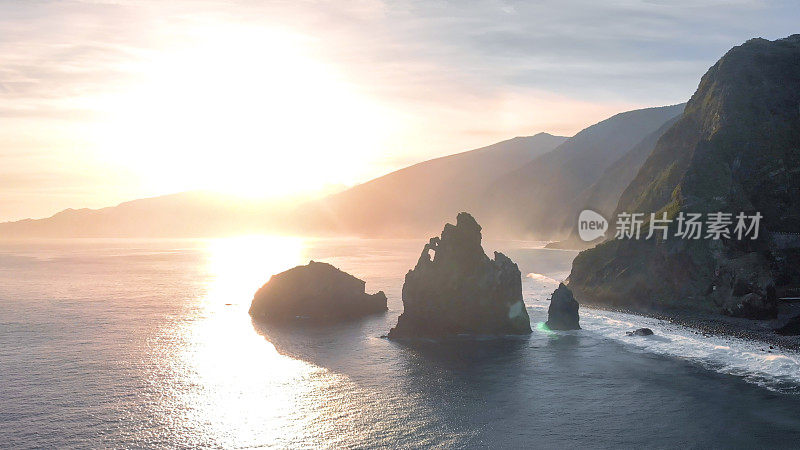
[569,35,800,319]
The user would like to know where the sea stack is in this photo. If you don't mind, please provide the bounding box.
[249,261,387,322]
[545,283,581,330]
[387,212,531,338]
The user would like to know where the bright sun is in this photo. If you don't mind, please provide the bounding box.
[93,25,393,199]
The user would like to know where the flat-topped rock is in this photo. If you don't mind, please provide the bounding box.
[388,212,531,338]
[249,261,387,323]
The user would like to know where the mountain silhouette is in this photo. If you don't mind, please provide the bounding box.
[479,104,685,238]
[295,133,568,236]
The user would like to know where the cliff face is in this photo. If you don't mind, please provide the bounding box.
[250,261,387,322]
[569,35,800,318]
[388,212,531,338]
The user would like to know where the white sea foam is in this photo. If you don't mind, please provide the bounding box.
[525,268,800,392]
[525,272,559,284]
[579,305,800,391]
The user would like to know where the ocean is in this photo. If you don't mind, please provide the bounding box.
[2,237,800,448]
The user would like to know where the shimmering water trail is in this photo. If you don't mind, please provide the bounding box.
[2,238,799,448]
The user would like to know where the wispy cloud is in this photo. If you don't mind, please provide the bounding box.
[0,0,797,221]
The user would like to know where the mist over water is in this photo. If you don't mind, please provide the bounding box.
[2,238,800,447]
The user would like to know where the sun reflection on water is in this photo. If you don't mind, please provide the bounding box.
[153,235,357,447]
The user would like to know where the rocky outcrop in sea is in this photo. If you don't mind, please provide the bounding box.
[249,261,387,322]
[627,328,654,336]
[545,283,581,330]
[387,212,531,338]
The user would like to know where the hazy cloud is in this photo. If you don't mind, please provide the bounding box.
[0,0,797,220]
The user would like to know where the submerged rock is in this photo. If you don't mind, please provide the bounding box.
[545,283,581,330]
[387,212,531,338]
[249,261,387,322]
[626,328,654,336]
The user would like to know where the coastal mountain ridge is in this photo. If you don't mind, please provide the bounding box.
[0,102,686,240]
[0,191,288,238]
[569,34,800,320]
[479,103,685,238]
[0,133,568,238]
[547,113,684,249]
[295,132,568,237]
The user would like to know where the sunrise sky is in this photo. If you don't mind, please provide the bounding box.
[1,0,798,222]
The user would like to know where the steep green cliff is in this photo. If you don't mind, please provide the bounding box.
[569,35,800,318]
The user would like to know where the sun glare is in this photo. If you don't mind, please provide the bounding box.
[93,25,393,199]
[161,234,339,446]
[203,235,307,306]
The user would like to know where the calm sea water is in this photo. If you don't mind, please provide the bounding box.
[2,237,800,448]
